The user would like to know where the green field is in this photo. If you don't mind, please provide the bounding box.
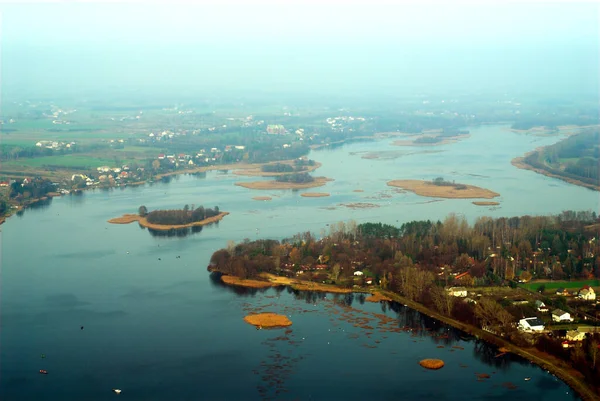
[519,279,600,292]
[2,155,126,169]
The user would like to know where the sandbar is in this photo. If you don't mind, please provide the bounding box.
[252,196,272,201]
[472,201,500,206]
[387,180,499,199]
[341,202,379,209]
[218,272,353,294]
[235,177,333,190]
[221,275,274,288]
[300,192,330,198]
[419,359,445,369]
[108,212,229,231]
[244,313,292,328]
[392,134,470,147]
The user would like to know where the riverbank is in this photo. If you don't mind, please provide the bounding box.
[387,180,500,199]
[108,211,229,231]
[511,154,600,191]
[215,270,597,400]
[377,289,598,401]
[235,177,333,190]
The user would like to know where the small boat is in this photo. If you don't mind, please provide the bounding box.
[39,370,48,375]
[524,377,531,381]
[112,389,122,394]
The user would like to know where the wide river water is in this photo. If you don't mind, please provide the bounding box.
[1,125,598,400]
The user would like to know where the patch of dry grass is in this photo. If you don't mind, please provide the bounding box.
[244,313,292,328]
[387,180,499,199]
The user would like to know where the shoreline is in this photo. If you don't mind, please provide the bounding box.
[108,211,229,231]
[511,155,600,192]
[235,177,333,190]
[387,179,500,199]
[215,270,597,400]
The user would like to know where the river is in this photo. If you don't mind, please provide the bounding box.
[1,125,596,400]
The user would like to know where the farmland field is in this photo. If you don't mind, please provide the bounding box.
[519,279,600,292]
[1,155,129,169]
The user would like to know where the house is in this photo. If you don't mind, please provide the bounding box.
[235,145,245,150]
[552,309,573,322]
[518,317,545,332]
[556,288,569,296]
[566,330,586,341]
[353,271,364,276]
[578,286,596,301]
[0,181,9,187]
[446,287,468,297]
[535,300,549,312]
[512,299,529,305]
[158,154,165,160]
[454,271,471,281]
[365,277,374,285]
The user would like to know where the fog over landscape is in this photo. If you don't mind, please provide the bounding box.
[1,1,598,99]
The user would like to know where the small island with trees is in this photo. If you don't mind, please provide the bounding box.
[109,204,228,231]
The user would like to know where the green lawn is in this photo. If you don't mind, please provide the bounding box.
[2,155,124,169]
[519,279,600,292]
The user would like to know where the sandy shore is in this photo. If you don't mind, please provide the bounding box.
[387,180,499,199]
[233,161,322,177]
[511,156,600,191]
[244,313,292,328]
[252,196,272,201]
[108,212,229,231]
[235,177,333,190]
[472,201,500,206]
[365,293,392,302]
[218,272,354,294]
[300,192,330,198]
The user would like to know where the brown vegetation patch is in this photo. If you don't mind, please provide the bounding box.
[476,373,491,379]
[392,134,470,147]
[472,201,500,206]
[502,382,518,390]
[108,212,229,231]
[244,313,292,328]
[235,177,333,190]
[221,275,275,288]
[353,189,364,192]
[365,293,392,303]
[233,161,322,177]
[387,180,499,199]
[253,196,272,201]
[419,359,445,370]
[300,192,330,198]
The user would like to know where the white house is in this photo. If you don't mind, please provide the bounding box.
[578,286,596,301]
[552,309,573,322]
[566,330,586,341]
[518,317,545,332]
[535,300,549,313]
[353,271,364,276]
[446,287,468,297]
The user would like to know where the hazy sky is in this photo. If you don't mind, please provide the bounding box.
[1,1,598,99]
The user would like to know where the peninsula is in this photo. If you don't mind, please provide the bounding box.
[209,212,600,400]
[387,178,499,199]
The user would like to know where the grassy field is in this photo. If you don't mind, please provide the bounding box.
[519,279,600,292]
[2,155,126,169]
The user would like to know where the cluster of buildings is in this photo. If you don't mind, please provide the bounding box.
[157,145,247,166]
[325,116,366,132]
[35,140,76,150]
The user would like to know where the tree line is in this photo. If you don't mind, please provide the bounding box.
[140,204,220,225]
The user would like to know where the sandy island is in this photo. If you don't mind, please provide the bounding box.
[419,359,445,369]
[108,212,229,231]
[252,196,272,201]
[387,180,499,199]
[472,201,500,206]
[244,313,292,328]
[235,177,333,190]
[233,161,322,177]
[392,134,470,147]
[300,192,330,198]
[353,189,364,192]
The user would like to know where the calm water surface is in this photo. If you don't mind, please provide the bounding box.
[1,125,596,400]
